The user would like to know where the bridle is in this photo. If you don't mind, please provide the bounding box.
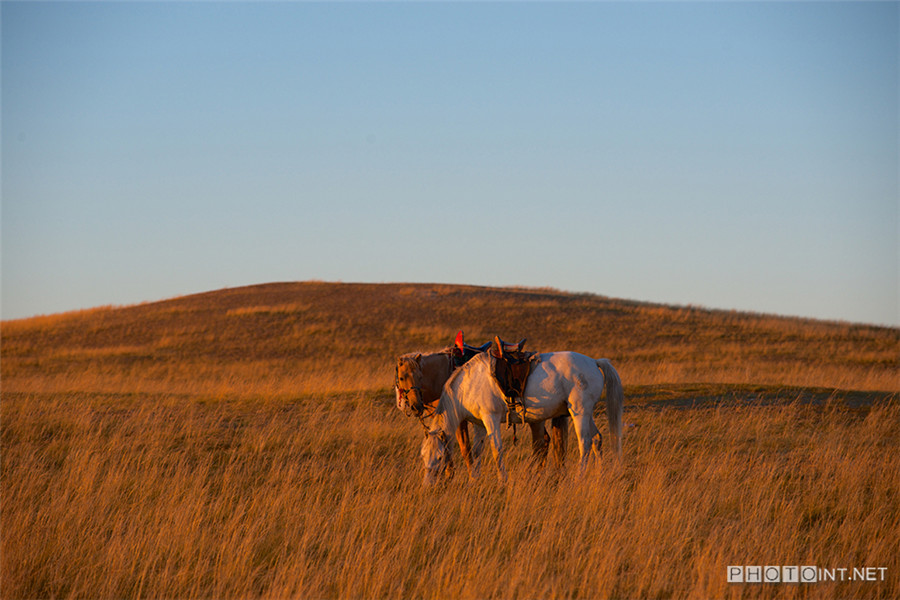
[395,381,422,406]
[395,361,427,421]
[395,351,454,432]
[396,380,437,432]
[397,353,455,479]
[394,362,422,405]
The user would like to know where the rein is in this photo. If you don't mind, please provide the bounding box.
[416,403,438,433]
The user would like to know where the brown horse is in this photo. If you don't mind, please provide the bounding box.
[395,344,568,477]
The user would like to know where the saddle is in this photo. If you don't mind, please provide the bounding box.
[450,331,492,368]
[488,335,539,425]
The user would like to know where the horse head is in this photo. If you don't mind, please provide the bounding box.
[421,429,453,485]
[395,354,425,416]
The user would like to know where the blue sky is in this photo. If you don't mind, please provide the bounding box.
[2,2,897,325]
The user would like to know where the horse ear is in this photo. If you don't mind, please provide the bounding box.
[414,353,422,362]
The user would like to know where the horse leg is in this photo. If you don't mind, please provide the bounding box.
[455,421,474,477]
[549,415,568,468]
[482,414,508,483]
[590,419,602,460]
[529,421,549,467]
[469,424,486,478]
[569,412,597,472]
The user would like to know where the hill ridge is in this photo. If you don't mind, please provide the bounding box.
[5,280,894,330]
[2,281,897,396]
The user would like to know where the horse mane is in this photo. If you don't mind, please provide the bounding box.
[397,346,455,376]
[438,352,488,410]
[441,353,468,390]
[398,346,455,362]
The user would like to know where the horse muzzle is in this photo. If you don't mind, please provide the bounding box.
[421,431,453,485]
[396,386,425,417]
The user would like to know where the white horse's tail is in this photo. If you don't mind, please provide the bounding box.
[597,359,623,458]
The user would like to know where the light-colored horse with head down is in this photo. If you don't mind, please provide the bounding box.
[422,351,623,484]
[395,349,568,477]
[395,350,484,476]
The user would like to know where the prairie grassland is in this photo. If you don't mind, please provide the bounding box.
[2,389,897,599]
[2,282,898,598]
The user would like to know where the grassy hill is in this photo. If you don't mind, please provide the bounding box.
[2,282,898,599]
[2,281,897,396]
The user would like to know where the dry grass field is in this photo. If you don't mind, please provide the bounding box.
[2,282,898,598]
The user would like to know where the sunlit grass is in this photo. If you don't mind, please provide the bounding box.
[2,282,897,598]
[2,390,897,599]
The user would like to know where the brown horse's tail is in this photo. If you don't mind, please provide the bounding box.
[597,359,623,458]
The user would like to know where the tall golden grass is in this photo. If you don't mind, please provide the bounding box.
[3,390,897,598]
[2,282,898,598]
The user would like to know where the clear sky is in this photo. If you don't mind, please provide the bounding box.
[2,1,897,326]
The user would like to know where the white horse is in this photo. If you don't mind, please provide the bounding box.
[422,351,623,483]
[396,350,569,477]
